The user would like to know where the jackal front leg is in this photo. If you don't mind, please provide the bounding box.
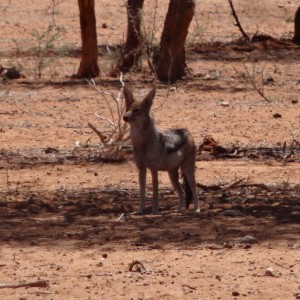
[138,167,146,214]
[151,169,159,214]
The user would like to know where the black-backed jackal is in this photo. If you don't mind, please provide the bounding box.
[123,86,200,214]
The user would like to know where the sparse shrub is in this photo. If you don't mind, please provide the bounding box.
[30,24,67,78]
[185,16,208,48]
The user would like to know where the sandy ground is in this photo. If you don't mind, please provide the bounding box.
[0,0,300,299]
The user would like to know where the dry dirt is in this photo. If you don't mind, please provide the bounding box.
[0,1,300,299]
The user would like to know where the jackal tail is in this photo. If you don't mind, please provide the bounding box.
[181,171,193,209]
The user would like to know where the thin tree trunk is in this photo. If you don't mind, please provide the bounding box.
[118,0,144,72]
[77,0,100,78]
[292,7,300,45]
[153,0,195,82]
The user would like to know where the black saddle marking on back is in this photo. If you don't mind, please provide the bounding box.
[161,128,189,155]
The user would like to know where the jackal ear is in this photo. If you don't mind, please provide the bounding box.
[143,86,156,109]
[123,86,134,110]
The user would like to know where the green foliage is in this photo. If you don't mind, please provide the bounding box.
[30,24,67,78]
[185,17,208,47]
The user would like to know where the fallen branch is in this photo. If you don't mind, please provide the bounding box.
[197,181,271,192]
[13,100,31,115]
[197,178,244,192]
[290,130,300,150]
[182,283,197,290]
[0,280,49,289]
[219,178,245,193]
[116,213,124,221]
[267,258,290,270]
[129,260,147,274]
[239,183,270,190]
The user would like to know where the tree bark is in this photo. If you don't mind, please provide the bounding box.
[153,0,195,82]
[118,0,144,72]
[292,6,300,45]
[77,0,100,78]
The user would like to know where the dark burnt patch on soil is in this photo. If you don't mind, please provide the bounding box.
[190,37,300,62]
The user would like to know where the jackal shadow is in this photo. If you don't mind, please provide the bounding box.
[1,182,299,249]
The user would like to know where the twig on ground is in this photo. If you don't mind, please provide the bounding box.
[196,178,244,192]
[116,213,124,221]
[182,283,197,290]
[239,183,270,190]
[129,260,147,273]
[79,274,92,279]
[218,178,245,192]
[0,280,49,289]
[13,100,31,115]
[290,130,300,147]
[267,258,290,270]
[197,181,270,192]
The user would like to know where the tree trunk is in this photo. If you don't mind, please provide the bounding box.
[153,0,195,82]
[292,6,300,45]
[118,0,144,72]
[77,0,100,78]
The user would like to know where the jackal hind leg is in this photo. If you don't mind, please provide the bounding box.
[138,167,147,214]
[150,169,159,214]
[168,168,185,212]
[182,166,200,212]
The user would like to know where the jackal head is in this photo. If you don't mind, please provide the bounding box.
[123,86,156,123]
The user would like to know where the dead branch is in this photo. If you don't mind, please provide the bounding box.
[79,274,92,279]
[152,87,170,112]
[242,62,272,102]
[0,280,49,289]
[267,258,290,270]
[116,213,124,221]
[87,79,117,126]
[197,181,271,192]
[85,74,129,146]
[227,0,250,41]
[129,260,147,273]
[196,178,245,192]
[182,283,197,290]
[13,100,31,115]
[94,113,116,128]
[219,178,245,192]
[239,183,270,190]
[87,122,107,143]
[291,130,300,147]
